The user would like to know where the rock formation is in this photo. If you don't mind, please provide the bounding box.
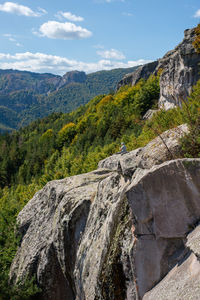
[11,124,200,300]
[57,71,87,89]
[117,61,158,91]
[117,28,200,110]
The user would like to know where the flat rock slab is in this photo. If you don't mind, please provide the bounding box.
[126,158,200,299]
[143,252,200,300]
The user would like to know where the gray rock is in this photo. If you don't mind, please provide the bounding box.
[158,28,200,109]
[117,61,158,90]
[98,124,188,175]
[117,27,200,110]
[10,169,113,300]
[186,224,200,257]
[143,109,158,120]
[143,224,200,300]
[126,159,200,299]
[10,125,200,300]
[143,252,200,300]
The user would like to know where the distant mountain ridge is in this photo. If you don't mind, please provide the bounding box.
[0,67,137,132]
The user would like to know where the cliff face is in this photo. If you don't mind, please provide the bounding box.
[117,28,200,110]
[10,124,200,300]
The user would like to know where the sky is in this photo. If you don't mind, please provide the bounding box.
[0,0,199,75]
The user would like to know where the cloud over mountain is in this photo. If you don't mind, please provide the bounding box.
[0,51,151,74]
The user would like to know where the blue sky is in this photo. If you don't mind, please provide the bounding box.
[0,0,199,75]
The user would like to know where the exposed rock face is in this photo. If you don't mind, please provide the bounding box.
[143,225,200,300]
[57,71,87,89]
[117,28,200,110]
[10,125,200,300]
[158,28,200,109]
[126,159,200,299]
[117,61,158,90]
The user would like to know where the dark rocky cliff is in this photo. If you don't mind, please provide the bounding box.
[10,124,200,300]
[117,28,200,110]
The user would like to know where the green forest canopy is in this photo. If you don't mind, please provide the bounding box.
[1,72,200,299]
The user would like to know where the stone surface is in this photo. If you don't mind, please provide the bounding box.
[142,109,158,120]
[10,125,200,300]
[158,28,200,109]
[186,224,200,257]
[126,159,200,299]
[117,61,158,90]
[117,27,200,110]
[143,252,200,300]
[98,124,188,175]
[143,224,200,300]
[10,169,113,300]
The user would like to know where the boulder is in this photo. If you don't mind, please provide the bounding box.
[10,169,113,300]
[143,225,200,300]
[11,125,200,300]
[98,124,188,176]
[126,159,200,299]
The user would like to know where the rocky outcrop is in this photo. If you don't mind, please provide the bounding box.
[143,224,200,300]
[117,61,158,90]
[57,71,87,89]
[117,27,200,110]
[126,159,200,299]
[10,125,200,300]
[158,28,200,109]
[98,124,188,176]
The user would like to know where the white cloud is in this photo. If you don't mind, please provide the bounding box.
[0,51,151,75]
[37,21,92,39]
[0,2,46,17]
[194,9,200,18]
[97,48,125,60]
[56,11,84,22]
[3,33,23,47]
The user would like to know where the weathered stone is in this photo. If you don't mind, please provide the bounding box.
[143,252,200,300]
[10,169,113,300]
[10,126,200,300]
[143,109,158,120]
[158,28,200,109]
[117,61,158,90]
[98,124,188,175]
[186,224,200,257]
[126,159,200,299]
[143,224,200,300]
[117,27,200,110]
[74,174,134,300]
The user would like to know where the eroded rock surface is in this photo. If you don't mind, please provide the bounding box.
[98,124,188,176]
[117,27,200,110]
[158,28,200,109]
[117,61,158,90]
[126,159,200,299]
[10,125,200,300]
[143,224,200,300]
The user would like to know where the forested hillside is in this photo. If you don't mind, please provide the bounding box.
[0,56,200,297]
[0,67,137,132]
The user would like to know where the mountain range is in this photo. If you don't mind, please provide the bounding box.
[0,67,137,132]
